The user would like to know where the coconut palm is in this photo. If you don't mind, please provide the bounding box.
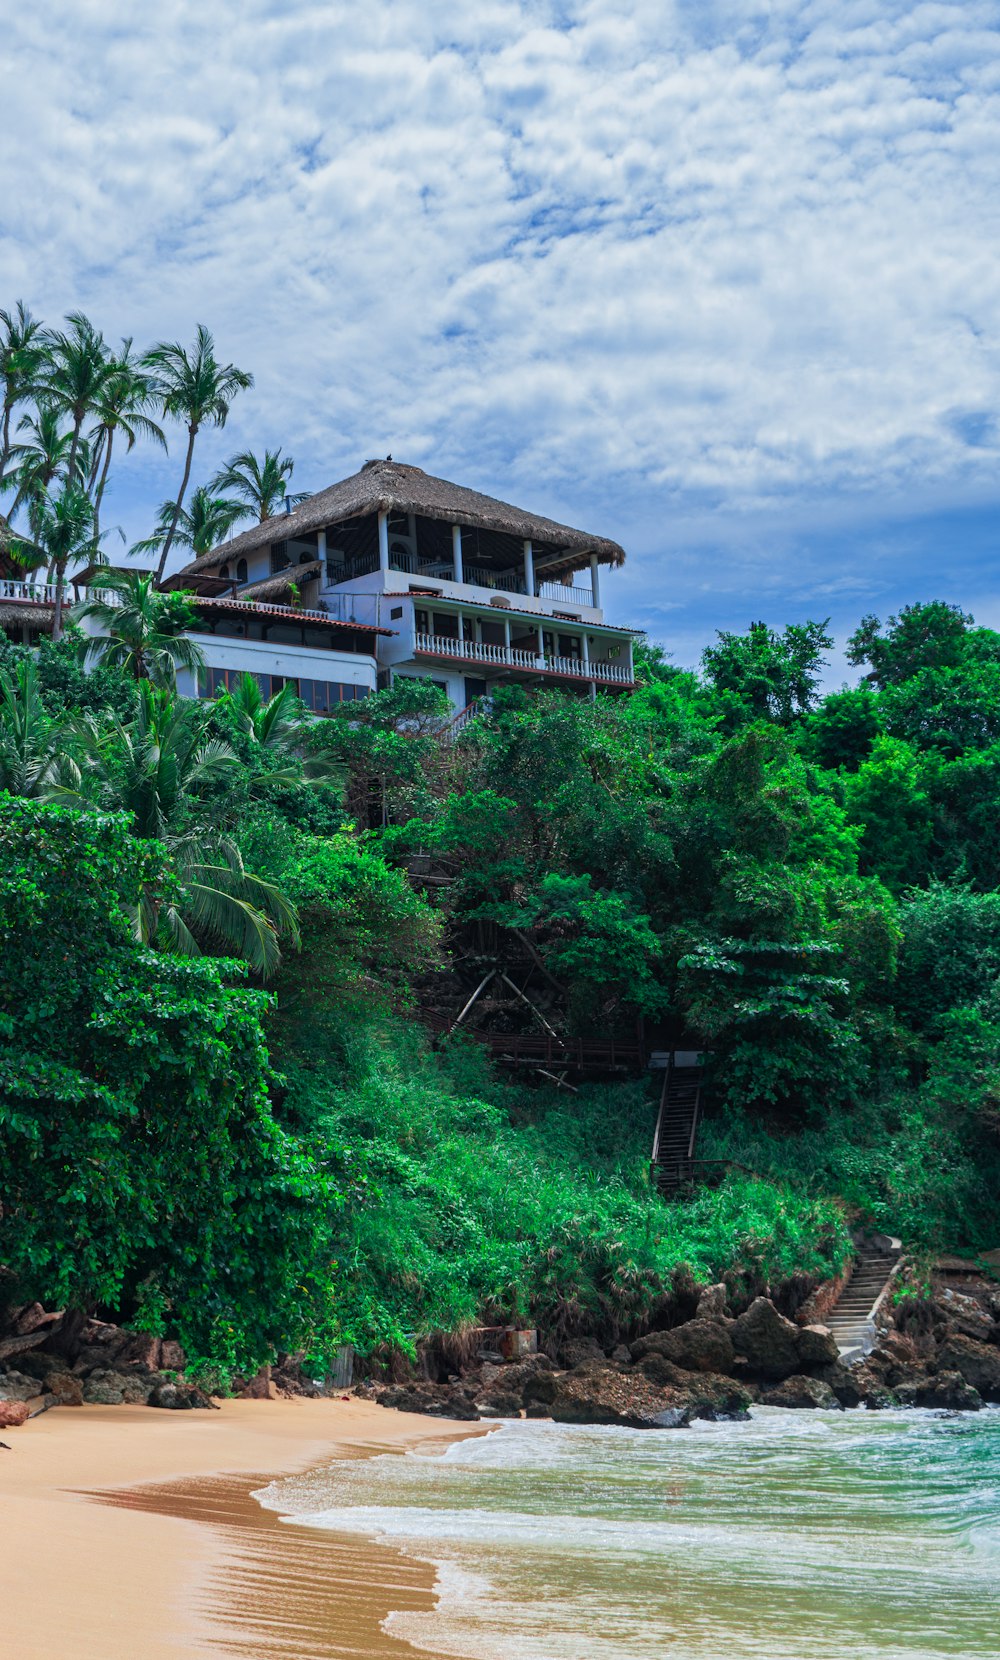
[144,325,253,582]
[74,569,205,688]
[211,447,307,523]
[0,301,49,481]
[28,483,96,640]
[36,312,115,487]
[131,485,248,564]
[88,340,167,545]
[4,406,76,518]
[214,671,345,792]
[0,657,83,800]
[86,682,298,974]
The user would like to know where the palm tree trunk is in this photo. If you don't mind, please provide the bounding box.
[155,423,197,586]
[0,398,12,478]
[67,414,83,489]
[52,557,67,642]
[93,430,114,547]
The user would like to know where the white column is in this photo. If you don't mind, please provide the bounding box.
[378,510,390,573]
[452,524,464,584]
[523,540,535,597]
[503,618,511,657]
[581,633,590,669]
[590,553,601,609]
[317,527,327,576]
[537,622,545,665]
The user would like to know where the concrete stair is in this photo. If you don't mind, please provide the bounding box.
[825,1243,901,1364]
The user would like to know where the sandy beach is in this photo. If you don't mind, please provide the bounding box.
[0,1397,485,1659]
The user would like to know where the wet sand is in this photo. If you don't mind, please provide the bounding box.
[0,1397,485,1658]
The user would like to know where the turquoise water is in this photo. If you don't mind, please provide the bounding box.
[259,1408,1000,1659]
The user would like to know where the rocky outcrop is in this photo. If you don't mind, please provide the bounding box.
[545,1364,692,1429]
[730,1298,838,1379]
[760,1375,843,1410]
[936,1334,1000,1401]
[0,1400,30,1428]
[630,1319,735,1375]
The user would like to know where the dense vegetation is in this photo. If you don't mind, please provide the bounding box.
[2,599,1000,1374]
[1,303,998,1377]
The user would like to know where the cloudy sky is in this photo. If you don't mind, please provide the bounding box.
[2,0,999,676]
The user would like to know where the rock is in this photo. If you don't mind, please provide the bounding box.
[556,1336,606,1370]
[610,1345,632,1364]
[147,1380,217,1411]
[0,1401,30,1428]
[547,1364,692,1430]
[677,1372,753,1422]
[159,1340,187,1372]
[238,1367,276,1400]
[84,1369,153,1406]
[47,1371,84,1407]
[474,1390,523,1417]
[760,1375,844,1411]
[906,1371,982,1412]
[522,1368,559,1409]
[796,1325,840,1370]
[695,1284,730,1323]
[630,1320,735,1375]
[936,1335,1000,1401]
[378,1383,480,1421]
[849,1363,899,1410]
[730,1298,802,1380]
[810,1363,865,1408]
[0,1371,41,1403]
[934,1289,996,1342]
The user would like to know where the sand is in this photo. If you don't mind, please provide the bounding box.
[0,1397,486,1658]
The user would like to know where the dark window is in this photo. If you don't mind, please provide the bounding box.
[298,679,370,712]
[270,542,290,574]
[203,667,296,700]
[236,559,248,583]
[415,608,429,633]
[390,606,403,619]
[219,563,230,579]
[557,634,582,659]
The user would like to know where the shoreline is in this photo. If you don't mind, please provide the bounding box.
[0,1398,486,1660]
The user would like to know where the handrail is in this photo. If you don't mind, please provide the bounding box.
[414,631,633,683]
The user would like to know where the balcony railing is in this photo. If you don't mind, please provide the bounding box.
[1,578,58,605]
[414,632,632,684]
[537,580,594,606]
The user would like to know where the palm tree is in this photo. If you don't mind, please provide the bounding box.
[0,301,49,482]
[74,569,205,688]
[86,683,298,974]
[28,483,96,640]
[211,447,307,523]
[214,672,345,792]
[144,326,253,583]
[36,312,114,487]
[88,340,167,545]
[131,485,249,564]
[0,657,83,800]
[4,406,75,517]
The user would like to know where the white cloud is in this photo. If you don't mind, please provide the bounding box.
[1,0,998,642]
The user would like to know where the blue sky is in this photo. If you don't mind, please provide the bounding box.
[2,0,998,681]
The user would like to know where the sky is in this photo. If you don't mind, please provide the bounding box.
[2,0,999,679]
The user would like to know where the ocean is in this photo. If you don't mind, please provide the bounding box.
[258,1407,1000,1660]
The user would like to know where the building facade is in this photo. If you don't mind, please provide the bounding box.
[167,459,637,709]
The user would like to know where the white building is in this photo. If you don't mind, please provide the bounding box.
[166,459,637,710]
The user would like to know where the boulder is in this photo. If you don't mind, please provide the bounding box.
[678,1372,752,1422]
[796,1325,840,1370]
[159,1340,187,1372]
[556,1336,606,1370]
[810,1363,866,1409]
[760,1375,843,1411]
[630,1320,735,1375]
[238,1367,277,1400]
[547,1364,692,1430]
[730,1298,802,1379]
[0,1400,30,1428]
[933,1288,996,1343]
[474,1390,523,1417]
[848,1363,899,1410]
[905,1371,982,1412]
[83,1370,153,1405]
[47,1371,84,1407]
[147,1380,217,1411]
[0,1370,40,1403]
[376,1383,480,1421]
[695,1284,731,1323]
[936,1335,1000,1401]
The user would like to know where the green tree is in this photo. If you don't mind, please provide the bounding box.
[846,601,978,689]
[74,569,205,687]
[4,405,75,518]
[800,683,883,771]
[211,446,307,523]
[0,658,81,799]
[132,484,248,563]
[144,325,253,581]
[87,339,167,545]
[702,619,833,727]
[0,795,339,1372]
[844,736,934,890]
[36,311,114,488]
[0,300,49,481]
[25,482,95,640]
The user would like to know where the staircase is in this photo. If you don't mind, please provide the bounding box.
[650,1063,702,1195]
[825,1240,901,1363]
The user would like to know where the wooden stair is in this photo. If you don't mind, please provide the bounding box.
[825,1242,901,1363]
[650,1063,702,1195]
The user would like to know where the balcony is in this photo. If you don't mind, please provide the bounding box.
[414,631,632,684]
[330,556,593,608]
[1,578,58,605]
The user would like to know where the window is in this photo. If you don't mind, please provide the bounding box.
[219,564,230,579]
[557,634,582,660]
[236,558,248,583]
[298,679,370,712]
[270,541,291,574]
[414,608,429,633]
[203,667,295,700]
[390,606,403,619]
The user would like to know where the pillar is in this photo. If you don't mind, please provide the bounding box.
[537,622,545,664]
[503,618,511,652]
[590,553,601,609]
[523,540,535,597]
[452,524,464,583]
[378,510,390,573]
[317,527,327,577]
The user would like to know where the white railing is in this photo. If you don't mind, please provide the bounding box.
[537,581,594,606]
[462,564,527,595]
[0,578,57,605]
[414,632,632,684]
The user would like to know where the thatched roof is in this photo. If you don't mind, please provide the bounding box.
[0,602,54,631]
[178,460,626,580]
[238,561,321,602]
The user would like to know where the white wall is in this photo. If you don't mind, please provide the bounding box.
[175,633,377,698]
